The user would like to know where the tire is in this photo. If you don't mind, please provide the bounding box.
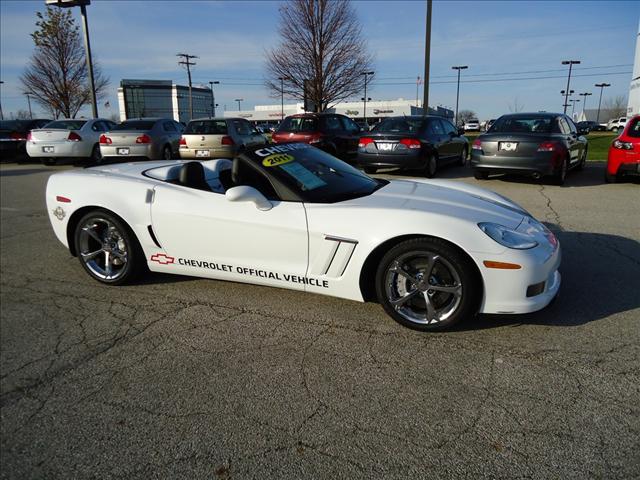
[424,154,437,178]
[459,146,468,166]
[375,238,481,331]
[576,146,587,171]
[42,158,57,166]
[553,156,568,185]
[90,144,102,164]
[364,166,377,174]
[605,171,617,183]
[74,209,145,285]
[162,145,172,160]
[474,169,488,180]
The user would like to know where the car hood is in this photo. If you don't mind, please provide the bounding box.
[344,178,528,229]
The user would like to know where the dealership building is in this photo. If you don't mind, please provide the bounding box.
[117,79,214,123]
[225,98,454,124]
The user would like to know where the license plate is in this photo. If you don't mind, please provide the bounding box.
[43,146,54,153]
[499,142,518,152]
[117,148,130,155]
[377,142,394,151]
[196,150,210,157]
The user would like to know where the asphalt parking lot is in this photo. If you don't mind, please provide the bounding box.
[1,157,639,479]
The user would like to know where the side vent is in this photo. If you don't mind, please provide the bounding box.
[147,225,162,248]
[313,235,358,278]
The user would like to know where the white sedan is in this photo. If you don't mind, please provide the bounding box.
[27,118,116,165]
[45,143,560,331]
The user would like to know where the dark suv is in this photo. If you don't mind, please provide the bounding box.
[271,113,361,161]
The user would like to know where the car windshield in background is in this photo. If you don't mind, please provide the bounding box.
[185,120,228,135]
[490,116,554,133]
[251,144,387,203]
[278,117,317,132]
[44,120,87,130]
[374,118,423,133]
[627,118,640,138]
[112,120,156,131]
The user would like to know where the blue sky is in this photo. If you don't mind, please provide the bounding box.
[1,0,638,120]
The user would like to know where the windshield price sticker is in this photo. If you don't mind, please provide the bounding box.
[262,153,294,167]
[280,162,327,191]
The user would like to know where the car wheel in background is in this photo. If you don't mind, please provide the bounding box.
[473,169,488,180]
[74,209,145,285]
[162,145,172,160]
[375,237,481,331]
[459,146,468,166]
[553,157,568,185]
[42,158,57,166]
[577,146,587,171]
[90,144,102,164]
[425,154,437,178]
[364,166,377,174]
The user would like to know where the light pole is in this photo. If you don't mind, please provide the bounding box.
[570,98,580,117]
[561,60,580,115]
[423,0,432,116]
[46,0,98,118]
[594,83,611,124]
[26,93,33,119]
[278,76,287,121]
[235,98,243,111]
[451,65,468,126]
[208,81,219,118]
[579,92,592,119]
[361,71,374,126]
[416,76,422,107]
[561,89,574,111]
[0,80,5,120]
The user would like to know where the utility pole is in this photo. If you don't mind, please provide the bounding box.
[361,71,374,126]
[177,53,198,120]
[594,82,611,124]
[452,65,468,126]
[423,0,432,116]
[209,81,219,118]
[579,92,592,119]
[561,60,580,115]
[26,93,33,119]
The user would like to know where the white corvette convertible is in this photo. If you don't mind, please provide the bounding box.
[46,143,560,331]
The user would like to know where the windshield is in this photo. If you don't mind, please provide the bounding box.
[185,120,227,135]
[627,118,640,138]
[489,116,556,134]
[374,117,423,133]
[44,120,87,130]
[112,120,156,131]
[249,143,387,203]
[277,117,317,132]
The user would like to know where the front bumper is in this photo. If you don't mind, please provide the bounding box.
[26,141,92,158]
[357,149,425,170]
[471,151,559,176]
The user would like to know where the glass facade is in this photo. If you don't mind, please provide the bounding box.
[120,79,213,123]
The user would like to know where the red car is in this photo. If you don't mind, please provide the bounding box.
[606,115,640,183]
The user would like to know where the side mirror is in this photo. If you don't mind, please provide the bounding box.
[225,185,273,211]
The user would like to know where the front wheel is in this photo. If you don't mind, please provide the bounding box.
[576,146,587,171]
[74,210,145,285]
[375,238,481,331]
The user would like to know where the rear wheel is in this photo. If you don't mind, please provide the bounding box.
[74,210,145,285]
[553,156,568,185]
[425,154,437,178]
[473,169,488,180]
[364,166,377,174]
[375,238,481,331]
[162,145,172,160]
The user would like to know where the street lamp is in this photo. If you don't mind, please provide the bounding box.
[594,83,611,124]
[208,81,219,118]
[361,71,374,126]
[561,60,580,115]
[46,0,98,118]
[277,76,288,121]
[569,98,580,117]
[579,92,592,119]
[561,89,574,110]
[235,98,243,111]
[451,65,468,126]
[0,80,4,121]
[25,93,33,119]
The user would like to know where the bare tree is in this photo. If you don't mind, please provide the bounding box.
[20,7,109,119]
[508,96,524,113]
[603,95,628,118]
[14,109,32,120]
[457,109,477,125]
[265,0,373,112]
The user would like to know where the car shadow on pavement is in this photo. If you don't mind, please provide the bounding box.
[461,228,640,330]
[0,168,53,177]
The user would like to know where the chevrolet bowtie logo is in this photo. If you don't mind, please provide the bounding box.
[150,253,175,265]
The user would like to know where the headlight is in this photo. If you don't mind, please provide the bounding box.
[478,222,538,249]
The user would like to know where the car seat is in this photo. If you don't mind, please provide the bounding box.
[178,162,211,191]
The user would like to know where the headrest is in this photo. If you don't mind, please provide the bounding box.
[179,161,206,186]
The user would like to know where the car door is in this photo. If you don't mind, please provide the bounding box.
[425,118,447,161]
[161,121,180,154]
[150,179,308,289]
[438,118,462,162]
[339,116,361,159]
[559,117,581,165]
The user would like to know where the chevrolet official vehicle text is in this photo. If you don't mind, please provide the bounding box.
[46,143,561,331]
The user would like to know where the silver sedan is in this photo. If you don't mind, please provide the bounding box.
[26,118,116,165]
[99,118,184,161]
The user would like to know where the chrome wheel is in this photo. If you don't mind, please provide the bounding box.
[78,217,129,281]
[384,250,462,325]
